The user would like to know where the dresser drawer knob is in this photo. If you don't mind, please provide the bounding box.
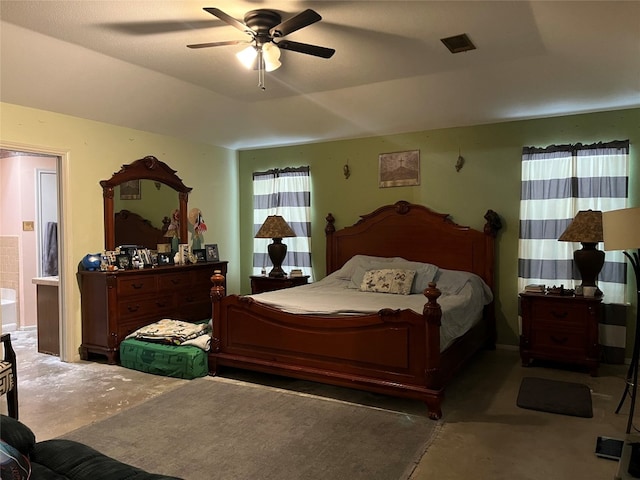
[127,304,140,312]
[550,310,568,319]
[131,283,144,289]
[550,335,568,344]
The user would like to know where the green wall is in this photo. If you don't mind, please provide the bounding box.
[238,108,640,348]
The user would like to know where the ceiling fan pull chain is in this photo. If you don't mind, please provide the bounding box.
[258,49,266,90]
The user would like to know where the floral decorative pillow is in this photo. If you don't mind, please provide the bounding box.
[360,269,416,295]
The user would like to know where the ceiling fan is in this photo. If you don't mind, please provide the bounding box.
[187,8,335,90]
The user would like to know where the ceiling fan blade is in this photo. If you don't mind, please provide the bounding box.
[187,40,249,49]
[276,40,335,59]
[203,7,251,35]
[270,9,321,38]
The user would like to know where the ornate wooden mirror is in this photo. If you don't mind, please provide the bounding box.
[101,156,192,251]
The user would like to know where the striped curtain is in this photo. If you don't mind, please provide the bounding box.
[252,166,312,279]
[519,140,630,362]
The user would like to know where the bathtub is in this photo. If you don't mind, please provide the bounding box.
[1,288,17,332]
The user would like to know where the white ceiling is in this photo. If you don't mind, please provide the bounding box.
[1,1,639,150]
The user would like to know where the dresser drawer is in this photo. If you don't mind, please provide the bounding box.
[117,275,158,297]
[117,318,159,342]
[118,297,173,321]
[158,273,191,291]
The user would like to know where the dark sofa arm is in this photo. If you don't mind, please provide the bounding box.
[1,415,182,480]
[32,439,182,480]
[0,414,35,456]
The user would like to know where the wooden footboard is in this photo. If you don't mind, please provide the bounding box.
[210,280,447,419]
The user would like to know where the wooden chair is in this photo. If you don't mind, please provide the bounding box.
[0,333,18,419]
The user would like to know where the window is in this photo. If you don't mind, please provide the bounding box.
[519,140,629,304]
[252,166,312,279]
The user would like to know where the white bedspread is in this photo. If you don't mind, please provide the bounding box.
[248,270,493,351]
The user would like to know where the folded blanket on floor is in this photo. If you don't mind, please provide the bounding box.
[126,319,211,350]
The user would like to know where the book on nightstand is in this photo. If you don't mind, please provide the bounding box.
[524,284,546,293]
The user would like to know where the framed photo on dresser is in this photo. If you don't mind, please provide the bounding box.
[205,244,219,262]
[193,249,206,263]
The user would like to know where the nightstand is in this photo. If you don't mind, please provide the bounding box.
[519,292,602,376]
[250,275,310,294]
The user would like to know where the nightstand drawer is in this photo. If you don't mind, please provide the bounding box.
[531,299,585,326]
[530,324,587,353]
[250,275,309,294]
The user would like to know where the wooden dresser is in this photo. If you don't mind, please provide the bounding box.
[78,261,227,364]
[519,292,601,376]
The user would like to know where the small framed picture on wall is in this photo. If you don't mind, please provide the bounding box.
[378,149,420,188]
[205,244,219,262]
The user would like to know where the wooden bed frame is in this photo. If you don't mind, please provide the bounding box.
[209,201,501,419]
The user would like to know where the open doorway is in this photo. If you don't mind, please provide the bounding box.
[0,149,61,358]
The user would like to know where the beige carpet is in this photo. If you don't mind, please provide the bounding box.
[62,376,439,480]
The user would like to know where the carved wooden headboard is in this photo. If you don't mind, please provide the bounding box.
[325,201,500,290]
[114,210,170,249]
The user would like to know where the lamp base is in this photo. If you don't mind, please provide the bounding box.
[574,242,605,287]
[268,267,286,278]
[267,238,287,278]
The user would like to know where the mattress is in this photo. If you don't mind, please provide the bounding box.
[119,338,208,380]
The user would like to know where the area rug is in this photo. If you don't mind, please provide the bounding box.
[516,377,593,418]
[62,377,439,480]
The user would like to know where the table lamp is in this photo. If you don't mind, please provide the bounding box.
[558,210,604,288]
[603,207,640,433]
[255,215,296,278]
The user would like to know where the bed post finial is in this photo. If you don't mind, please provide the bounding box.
[325,213,335,235]
[210,270,225,302]
[395,200,411,215]
[483,210,502,237]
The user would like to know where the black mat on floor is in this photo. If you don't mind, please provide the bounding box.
[516,377,593,418]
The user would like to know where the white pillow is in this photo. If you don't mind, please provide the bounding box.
[360,269,416,295]
[434,269,474,295]
[348,260,438,294]
[333,255,398,280]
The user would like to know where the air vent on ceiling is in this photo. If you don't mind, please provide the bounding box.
[440,33,476,53]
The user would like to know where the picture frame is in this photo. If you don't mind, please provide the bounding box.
[178,243,190,264]
[116,253,131,270]
[378,150,420,188]
[205,244,219,262]
[119,245,138,258]
[157,252,173,265]
[139,248,151,266]
[119,180,141,200]
[104,250,117,265]
[193,249,207,263]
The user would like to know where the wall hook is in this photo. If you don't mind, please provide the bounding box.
[455,148,465,172]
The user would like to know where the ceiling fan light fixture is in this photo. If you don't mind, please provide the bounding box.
[236,45,258,69]
[262,43,282,72]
